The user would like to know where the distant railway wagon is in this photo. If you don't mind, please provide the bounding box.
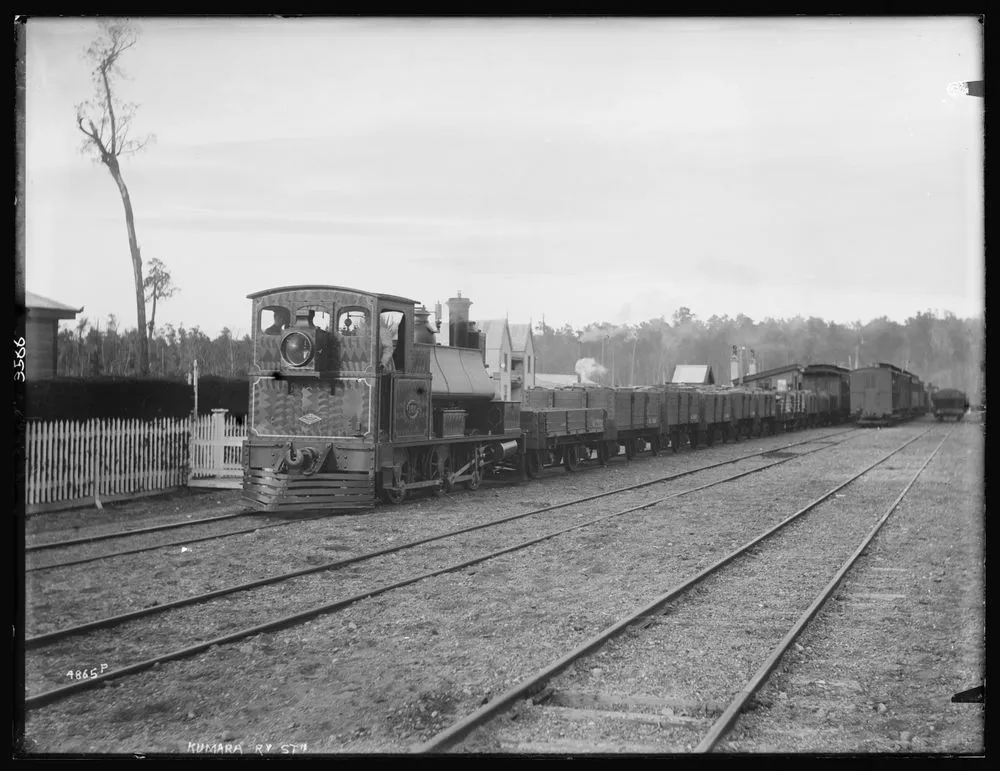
[802,364,851,424]
[931,388,969,421]
[850,363,923,426]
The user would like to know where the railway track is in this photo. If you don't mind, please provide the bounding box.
[413,425,951,753]
[24,430,857,708]
[26,512,331,572]
[26,425,849,572]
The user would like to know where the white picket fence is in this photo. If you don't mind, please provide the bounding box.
[189,409,245,489]
[24,411,248,513]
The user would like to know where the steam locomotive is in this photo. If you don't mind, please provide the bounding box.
[241,285,523,511]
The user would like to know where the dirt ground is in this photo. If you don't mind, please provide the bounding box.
[18,420,985,756]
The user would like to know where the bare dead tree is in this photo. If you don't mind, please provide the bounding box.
[143,257,178,341]
[75,19,155,375]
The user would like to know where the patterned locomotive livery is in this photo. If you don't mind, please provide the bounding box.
[250,377,372,438]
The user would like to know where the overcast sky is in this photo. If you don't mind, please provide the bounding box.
[25,16,984,338]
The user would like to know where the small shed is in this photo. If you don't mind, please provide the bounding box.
[25,291,83,379]
[670,364,715,385]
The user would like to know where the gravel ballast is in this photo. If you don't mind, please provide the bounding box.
[19,422,983,755]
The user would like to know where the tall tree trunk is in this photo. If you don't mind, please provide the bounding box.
[106,155,150,375]
[148,294,157,342]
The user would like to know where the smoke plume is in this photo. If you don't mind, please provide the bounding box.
[575,357,608,382]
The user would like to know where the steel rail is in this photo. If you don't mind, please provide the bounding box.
[693,427,955,752]
[26,510,254,551]
[26,429,850,567]
[25,434,850,707]
[26,513,331,573]
[413,428,931,753]
[26,432,852,649]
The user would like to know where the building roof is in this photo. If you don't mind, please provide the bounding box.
[25,291,83,319]
[670,364,715,385]
[741,363,804,383]
[802,363,850,376]
[479,319,512,351]
[508,323,533,352]
[535,373,588,388]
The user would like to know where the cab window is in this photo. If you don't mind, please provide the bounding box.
[260,306,291,336]
[337,308,369,337]
[295,306,332,332]
[379,310,406,371]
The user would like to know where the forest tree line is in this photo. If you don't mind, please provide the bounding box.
[56,308,984,400]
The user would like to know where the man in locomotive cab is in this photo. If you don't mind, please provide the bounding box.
[378,314,406,372]
[379,339,396,371]
[264,307,290,335]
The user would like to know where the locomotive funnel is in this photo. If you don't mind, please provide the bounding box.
[447,291,473,348]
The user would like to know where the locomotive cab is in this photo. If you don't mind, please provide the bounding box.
[244,285,423,511]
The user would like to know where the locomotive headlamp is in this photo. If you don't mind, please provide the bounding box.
[280,330,314,367]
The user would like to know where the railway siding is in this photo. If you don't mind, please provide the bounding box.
[22,422,982,754]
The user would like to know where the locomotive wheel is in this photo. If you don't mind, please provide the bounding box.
[563,444,581,472]
[466,466,482,491]
[525,451,542,479]
[381,479,406,505]
[382,460,411,504]
[382,484,405,505]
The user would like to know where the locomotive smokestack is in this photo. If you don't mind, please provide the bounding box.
[447,291,472,348]
[413,305,436,344]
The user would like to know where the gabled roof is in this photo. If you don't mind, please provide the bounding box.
[479,319,512,351]
[742,363,804,382]
[671,364,715,385]
[25,291,83,319]
[508,323,533,352]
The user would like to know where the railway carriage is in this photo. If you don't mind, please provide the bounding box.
[802,364,851,425]
[850,363,915,426]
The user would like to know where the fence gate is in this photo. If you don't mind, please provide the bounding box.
[189,409,245,489]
